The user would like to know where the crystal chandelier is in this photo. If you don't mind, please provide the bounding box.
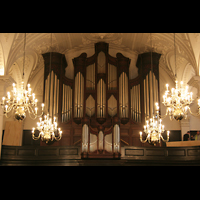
[1,82,44,120]
[162,33,196,121]
[140,103,170,146]
[32,113,62,143]
[1,33,44,121]
[163,81,194,121]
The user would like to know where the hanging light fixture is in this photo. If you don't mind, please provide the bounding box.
[32,114,62,143]
[162,33,198,121]
[32,33,62,143]
[162,81,194,120]
[140,104,170,146]
[139,33,170,146]
[1,33,44,121]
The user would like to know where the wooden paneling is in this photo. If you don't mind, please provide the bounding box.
[3,121,23,146]
[23,130,40,146]
[121,146,200,162]
[1,145,81,161]
[125,149,144,156]
[2,145,200,166]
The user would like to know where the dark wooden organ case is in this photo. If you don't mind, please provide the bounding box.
[42,42,162,158]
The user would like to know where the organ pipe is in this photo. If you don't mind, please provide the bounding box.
[131,71,159,123]
[62,84,72,123]
[74,72,84,118]
[113,124,120,153]
[44,71,59,119]
[97,79,106,118]
[82,124,88,153]
[143,71,159,121]
[86,64,95,90]
[119,72,128,118]
[108,64,117,90]
[131,84,141,123]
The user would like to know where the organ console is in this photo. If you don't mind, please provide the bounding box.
[42,43,162,156]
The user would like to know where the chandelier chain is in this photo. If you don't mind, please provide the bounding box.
[23,33,26,80]
[174,33,177,79]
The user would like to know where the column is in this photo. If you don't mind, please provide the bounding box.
[0,75,15,159]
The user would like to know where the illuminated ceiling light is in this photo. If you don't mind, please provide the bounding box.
[32,114,62,143]
[140,117,170,146]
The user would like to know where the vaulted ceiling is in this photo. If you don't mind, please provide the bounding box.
[0,33,199,95]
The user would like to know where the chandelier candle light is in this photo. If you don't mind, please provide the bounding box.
[1,81,44,120]
[162,81,195,121]
[140,103,170,146]
[32,113,62,143]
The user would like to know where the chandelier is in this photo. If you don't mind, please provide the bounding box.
[32,113,62,143]
[1,33,44,121]
[140,103,170,146]
[162,33,196,121]
[32,33,62,144]
[163,81,194,121]
[1,81,44,120]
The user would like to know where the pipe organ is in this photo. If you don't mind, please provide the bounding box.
[42,43,162,153]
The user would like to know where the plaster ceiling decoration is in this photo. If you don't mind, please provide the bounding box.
[145,33,174,55]
[82,33,123,46]
[1,33,200,94]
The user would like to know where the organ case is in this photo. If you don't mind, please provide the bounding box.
[42,44,162,152]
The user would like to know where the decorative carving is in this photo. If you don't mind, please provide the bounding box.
[81,33,123,46]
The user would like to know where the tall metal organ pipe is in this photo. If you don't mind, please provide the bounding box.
[74,72,84,118]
